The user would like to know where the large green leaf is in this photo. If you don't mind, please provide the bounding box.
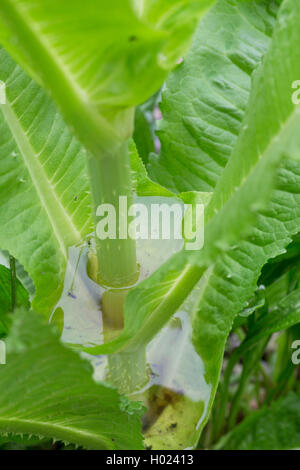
[0,0,214,153]
[78,0,300,447]
[0,264,29,337]
[189,0,300,428]
[0,308,144,450]
[0,48,92,316]
[216,392,300,450]
[234,288,300,358]
[148,0,279,192]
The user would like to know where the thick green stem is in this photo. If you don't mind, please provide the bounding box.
[88,140,138,288]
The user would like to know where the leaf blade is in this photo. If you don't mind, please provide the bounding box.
[149,0,279,192]
[0,48,92,316]
[216,392,300,450]
[0,308,144,450]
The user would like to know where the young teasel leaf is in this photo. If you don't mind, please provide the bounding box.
[0,48,93,317]
[148,0,280,192]
[215,392,300,450]
[79,0,300,447]
[0,308,144,450]
[0,0,215,154]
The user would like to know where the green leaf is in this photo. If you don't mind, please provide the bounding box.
[73,142,211,356]
[130,140,175,198]
[190,0,300,432]
[133,92,159,164]
[232,287,266,331]
[134,108,156,164]
[0,264,29,315]
[237,288,300,356]
[0,308,144,450]
[0,0,214,153]
[0,48,92,317]
[80,0,300,448]
[148,0,279,192]
[216,392,300,450]
[84,0,300,356]
[130,139,212,204]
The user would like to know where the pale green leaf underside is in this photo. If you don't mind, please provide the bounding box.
[0,309,144,450]
[0,0,214,151]
[217,392,300,450]
[0,48,92,316]
[130,139,212,205]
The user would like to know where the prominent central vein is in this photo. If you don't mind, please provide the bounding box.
[1,101,82,259]
[0,416,113,450]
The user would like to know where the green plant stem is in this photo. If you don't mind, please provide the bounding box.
[102,289,148,394]
[258,362,273,392]
[9,255,17,311]
[88,140,138,288]
[88,141,142,392]
[108,348,148,395]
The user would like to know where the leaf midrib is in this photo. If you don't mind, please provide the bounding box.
[1,99,82,258]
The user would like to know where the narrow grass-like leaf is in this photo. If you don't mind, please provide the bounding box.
[216,392,300,450]
[0,48,92,316]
